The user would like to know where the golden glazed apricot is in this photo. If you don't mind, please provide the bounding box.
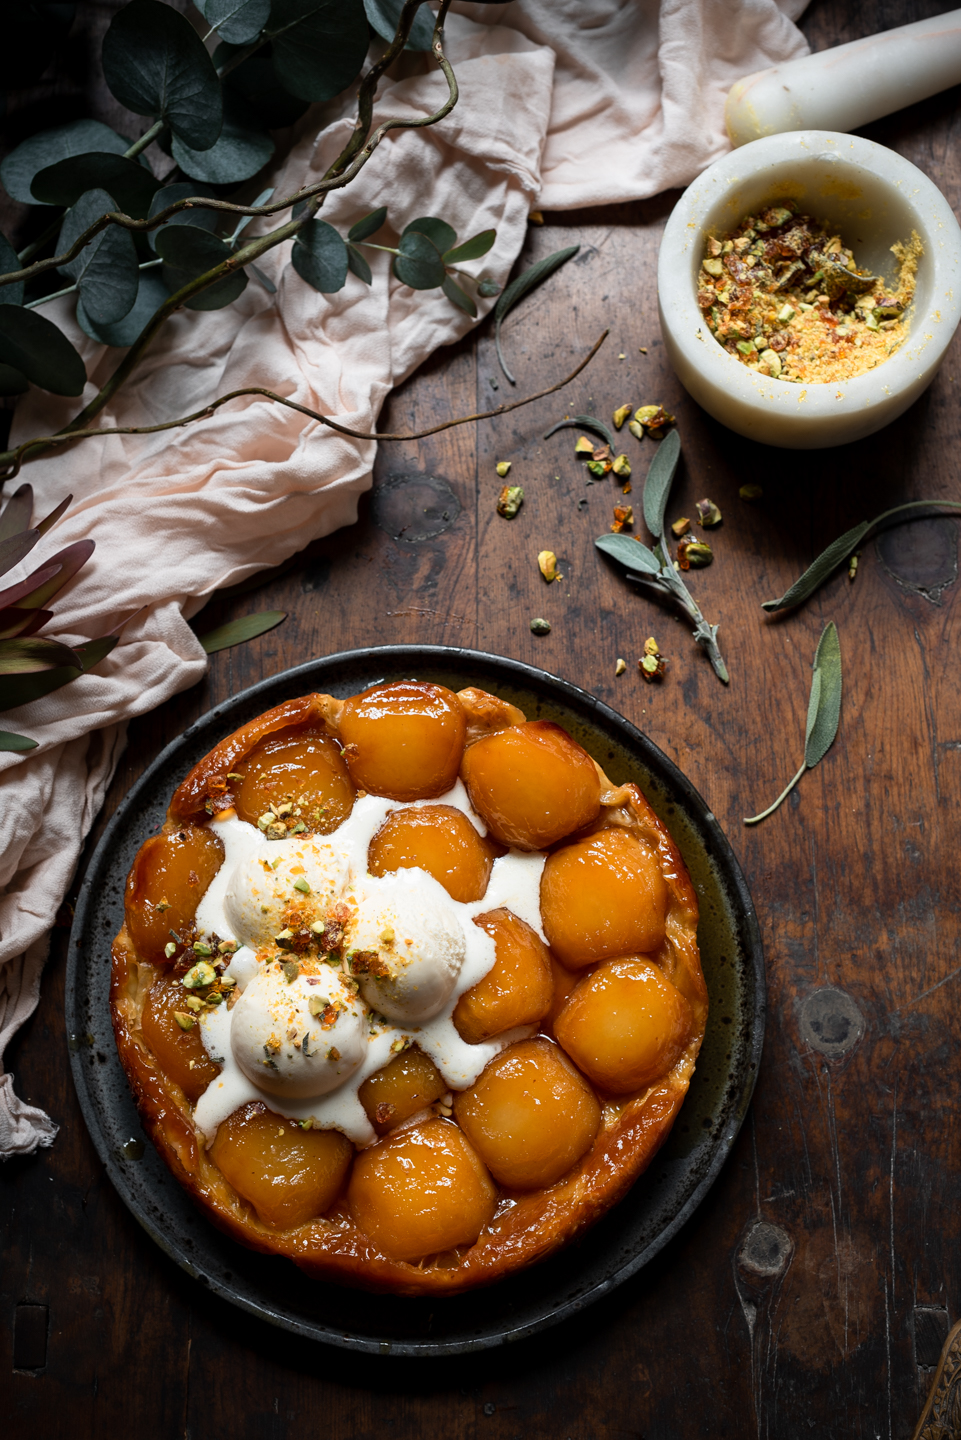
[338,681,466,801]
[554,956,693,1094]
[358,1046,447,1136]
[461,720,601,850]
[124,825,224,965]
[540,828,667,968]
[347,1117,497,1262]
[453,908,554,1044]
[454,1038,600,1190]
[233,726,354,835]
[367,804,497,903]
[141,974,222,1102]
[210,1103,353,1229]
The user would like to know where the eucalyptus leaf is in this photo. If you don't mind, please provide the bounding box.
[0,731,38,752]
[348,207,387,243]
[494,244,579,383]
[223,50,310,128]
[594,532,663,576]
[146,182,220,254]
[0,304,86,396]
[0,119,130,206]
[0,486,34,544]
[57,189,139,326]
[171,92,274,185]
[267,0,369,103]
[102,0,223,152]
[77,267,170,347]
[292,220,348,293]
[363,0,434,51]
[155,228,247,311]
[443,229,495,265]
[393,230,445,290]
[199,609,286,653]
[0,636,82,675]
[403,216,455,254]
[197,0,271,45]
[0,365,29,396]
[442,275,476,317]
[0,232,24,306]
[346,244,372,285]
[32,153,162,218]
[477,277,501,298]
[744,621,842,825]
[543,414,615,450]
[642,428,681,542]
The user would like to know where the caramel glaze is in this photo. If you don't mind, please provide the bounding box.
[111,687,707,1296]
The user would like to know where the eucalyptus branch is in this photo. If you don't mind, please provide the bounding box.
[0,330,609,479]
[123,118,164,162]
[24,258,162,311]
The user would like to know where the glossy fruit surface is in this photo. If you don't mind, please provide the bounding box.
[358,1046,447,1136]
[454,1038,600,1189]
[367,804,496,903]
[125,825,224,964]
[554,956,693,1093]
[210,1102,353,1229]
[348,1117,496,1261]
[338,681,466,801]
[461,720,601,850]
[540,828,667,967]
[141,974,221,1102]
[234,726,354,835]
[453,908,554,1044]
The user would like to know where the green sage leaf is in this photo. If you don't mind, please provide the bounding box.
[805,621,842,767]
[267,0,369,103]
[0,731,38,752]
[346,244,372,285]
[199,610,286,653]
[146,183,220,254]
[197,0,271,45]
[543,415,615,450]
[642,429,681,542]
[393,230,445,290]
[363,0,434,51]
[171,92,274,185]
[0,304,86,396]
[32,152,162,218]
[442,275,477,317]
[0,232,25,306]
[494,244,579,383]
[292,220,349,293]
[0,637,83,676]
[0,119,130,206]
[403,216,456,254]
[77,267,170,348]
[155,228,248,311]
[442,229,495,265]
[57,188,139,326]
[594,532,662,576]
[348,207,387,244]
[102,0,223,152]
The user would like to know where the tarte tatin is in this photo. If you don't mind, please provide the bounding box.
[111,682,707,1295]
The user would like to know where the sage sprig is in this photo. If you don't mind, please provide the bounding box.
[763,501,961,612]
[543,414,615,449]
[595,430,729,684]
[494,245,580,384]
[744,622,841,825]
[198,610,286,654]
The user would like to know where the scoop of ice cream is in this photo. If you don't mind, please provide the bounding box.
[224,835,349,950]
[346,870,466,1023]
[229,962,366,1098]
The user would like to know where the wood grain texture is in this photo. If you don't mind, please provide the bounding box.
[4,1,961,1435]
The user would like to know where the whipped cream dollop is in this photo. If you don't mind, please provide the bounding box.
[229,963,366,1098]
[224,833,349,950]
[346,870,466,1023]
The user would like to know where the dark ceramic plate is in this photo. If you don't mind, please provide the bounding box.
[66,646,764,1357]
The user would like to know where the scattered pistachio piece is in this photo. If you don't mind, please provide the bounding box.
[173,1011,195,1031]
[611,453,631,477]
[267,821,286,840]
[221,975,236,988]
[275,928,295,945]
[257,812,274,830]
[757,348,782,378]
[218,938,238,954]
[164,941,177,960]
[670,516,691,538]
[293,878,311,894]
[497,484,524,519]
[538,550,559,582]
[848,551,860,581]
[610,506,633,533]
[587,459,611,477]
[739,483,763,502]
[299,1117,314,1131]
[678,537,714,568]
[638,346,648,353]
[495,460,511,477]
[185,995,205,1012]
[574,436,595,455]
[282,961,300,983]
[226,772,244,781]
[192,941,212,957]
[696,498,722,528]
[777,303,796,324]
[702,258,724,277]
[627,419,644,441]
[615,658,626,676]
[530,617,551,635]
[612,404,632,430]
[639,639,667,682]
[736,339,756,356]
[528,209,544,225]
[308,996,324,1016]
[328,1047,341,1062]
[183,960,217,990]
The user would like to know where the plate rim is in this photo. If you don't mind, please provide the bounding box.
[66,643,765,1356]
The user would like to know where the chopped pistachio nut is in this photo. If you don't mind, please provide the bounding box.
[205,991,223,1006]
[587,459,611,477]
[164,941,178,960]
[308,996,324,1016]
[678,537,714,568]
[639,641,667,682]
[611,453,631,477]
[282,961,300,983]
[495,460,511,477]
[183,960,217,990]
[257,813,274,830]
[293,878,311,894]
[528,209,544,225]
[574,436,595,455]
[275,801,294,818]
[777,304,796,324]
[299,1117,314,1131]
[289,821,307,834]
[530,617,551,635]
[267,821,286,840]
[643,636,660,657]
[610,506,633,533]
[670,516,691,538]
[221,975,237,988]
[185,996,205,1013]
[275,928,295,945]
[497,484,524,519]
[696,498,722,528]
[226,772,245,781]
[634,405,675,432]
[757,348,782,378]
[192,941,213,957]
[627,420,644,441]
[739,483,763,502]
[173,1011,196,1031]
[612,403,632,430]
[736,339,756,356]
[615,658,627,676]
[328,1047,341,1062]
[538,550,559,582]
[310,921,327,937]
[218,938,238,954]
[848,551,860,581]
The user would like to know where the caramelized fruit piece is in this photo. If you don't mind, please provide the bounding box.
[540,828,667,968]
[453,908,554,1044]
[210,1102,353,1229]
[554,956,693,1093]
[141,974,221,1102]
[233,725,354,835]
[338,681,467,801]
[359,1046,447,1136]
[461,720,601,850]
[368,804,496,903]
[545,954,581,1033]
[454,1038,600,1189]
[348,1117,496,1261]
[125,825,224,964]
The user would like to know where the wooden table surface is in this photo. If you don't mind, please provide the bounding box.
[5,2,961,1435]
